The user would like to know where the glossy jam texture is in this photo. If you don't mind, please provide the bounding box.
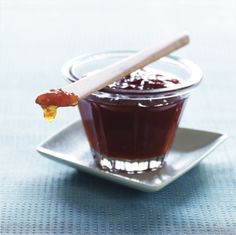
[79,68,186,161]
[35,89,78,121]
[108,68,182,90]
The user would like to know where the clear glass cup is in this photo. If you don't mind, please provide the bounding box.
[62,51,203,174]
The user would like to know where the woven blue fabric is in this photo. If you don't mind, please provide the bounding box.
[1,0,236,234]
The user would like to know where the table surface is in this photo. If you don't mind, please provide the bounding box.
[0,0,236,234]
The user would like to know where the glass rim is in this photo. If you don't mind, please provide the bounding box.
[62,50,203,96]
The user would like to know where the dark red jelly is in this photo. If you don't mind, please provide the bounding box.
[79,68,186,161]
[108,68,182,90]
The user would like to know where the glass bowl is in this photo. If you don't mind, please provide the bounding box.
[62,51,203,174]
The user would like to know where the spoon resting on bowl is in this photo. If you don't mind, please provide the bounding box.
[35,33,189,121]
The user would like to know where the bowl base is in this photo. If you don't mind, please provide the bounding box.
[92,149,165,174]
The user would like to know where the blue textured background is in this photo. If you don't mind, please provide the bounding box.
[0,0,236,234]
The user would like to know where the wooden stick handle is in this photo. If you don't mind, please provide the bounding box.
[64,33,189,98]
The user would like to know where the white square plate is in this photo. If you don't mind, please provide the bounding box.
[37,121,227,192]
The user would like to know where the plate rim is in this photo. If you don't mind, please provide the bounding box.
[36,120,228,192]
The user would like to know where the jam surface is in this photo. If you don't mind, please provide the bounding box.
[108,68,182,90]
[35,89,78,121]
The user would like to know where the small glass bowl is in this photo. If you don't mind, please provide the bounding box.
[62,51,203,174]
